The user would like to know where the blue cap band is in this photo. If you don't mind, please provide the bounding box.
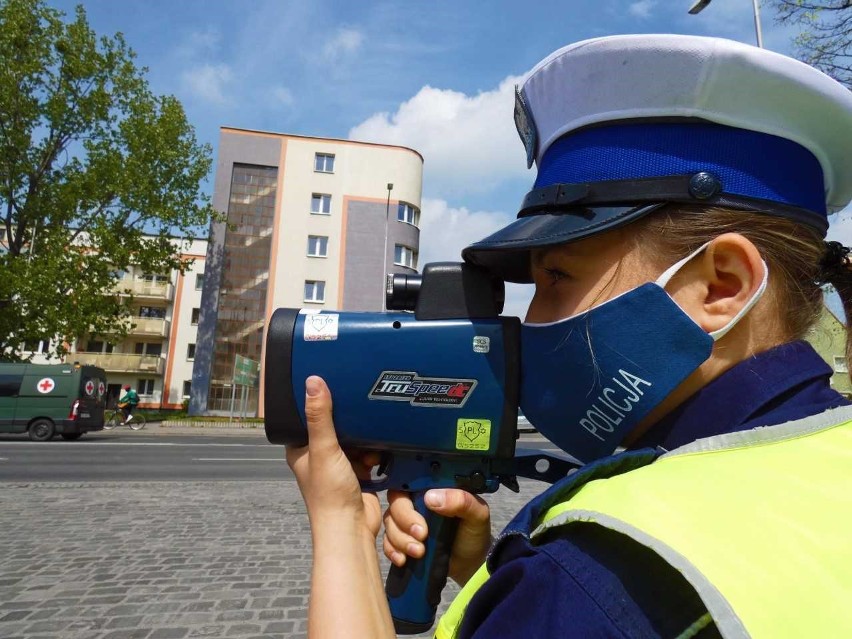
[534,122,827,219]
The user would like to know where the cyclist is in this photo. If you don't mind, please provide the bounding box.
[117,384,139,425]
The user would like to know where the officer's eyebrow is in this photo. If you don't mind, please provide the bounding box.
[531,245,580,266]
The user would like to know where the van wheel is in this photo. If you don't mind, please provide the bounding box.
[29,419,56,442]
[61,433,83,441]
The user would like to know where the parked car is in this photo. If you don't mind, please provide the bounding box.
[0,363,107,441]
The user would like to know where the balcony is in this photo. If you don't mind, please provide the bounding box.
[128,317,170,338]
[112,278,175,301]
[71,353,165,375]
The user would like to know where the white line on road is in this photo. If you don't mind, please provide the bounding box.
[193,458,281,461]
[0,441,271,448]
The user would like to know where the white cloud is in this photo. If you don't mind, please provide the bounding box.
[418,198,508,265]
[271,86,294,106]
[827,209,852,245]
[349,75,530,197]
[323,27,364,62]
[181,63,233,105]
[418,198,533,318]
[628,1,655,18]
[177,27,221,59]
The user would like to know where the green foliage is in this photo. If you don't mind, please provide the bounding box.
[0,0,215,360]
[771,1,852,88]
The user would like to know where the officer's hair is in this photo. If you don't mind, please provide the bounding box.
[636,205,851,378]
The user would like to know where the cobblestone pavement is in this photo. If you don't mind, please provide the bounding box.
[0,478,549,639]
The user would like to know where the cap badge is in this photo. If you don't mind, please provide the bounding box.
[688,172,723,200]
[514,85,538,169]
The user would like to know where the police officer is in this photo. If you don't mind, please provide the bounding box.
[287,34,852,638]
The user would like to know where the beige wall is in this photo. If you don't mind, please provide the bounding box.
[162,238,208,409]
[266,137,423,312]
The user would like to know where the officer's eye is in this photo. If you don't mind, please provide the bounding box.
[543,267,569,284]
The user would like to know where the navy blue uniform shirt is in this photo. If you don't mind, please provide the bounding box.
[457,341,848,639]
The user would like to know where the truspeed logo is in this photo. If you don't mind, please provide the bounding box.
[368,371,477,407]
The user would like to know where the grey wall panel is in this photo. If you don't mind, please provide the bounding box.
[341,200,425,312]
[342,200,390,311]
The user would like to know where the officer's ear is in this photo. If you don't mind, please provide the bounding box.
[668,233,767,336]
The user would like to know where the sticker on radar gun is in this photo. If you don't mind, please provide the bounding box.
[472,336,490,353]
[456,419,491,451]
[303,313,339,341]
[368,371,477,407]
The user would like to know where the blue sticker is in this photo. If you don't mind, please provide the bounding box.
[514,85,538,169]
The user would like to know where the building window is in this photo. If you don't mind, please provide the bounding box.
[394,244,418,269]
[138,379,155,396]
[314,153,335,173]
[304,280,326,303]
[397,202,420,227]
[23,339,50,354]
[84,340,113,354]
[187,343,196,360]
[142,273,168,283]
[311,193,331,215]
[834,356,848,373]
[195,273,204,290]
[135,342,162,357]
[139,306,166,319]
[0,227,6,242]
[191,308,200,325]
[182,380,192,398]
[307,235,329,258]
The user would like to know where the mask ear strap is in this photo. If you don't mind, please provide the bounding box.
[655,241,769,342]
[710,261,768,341]
[655,241,712,289]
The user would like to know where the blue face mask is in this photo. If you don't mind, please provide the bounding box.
[519,243,768,463]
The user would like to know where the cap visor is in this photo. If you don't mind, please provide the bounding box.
[462,203,664,283]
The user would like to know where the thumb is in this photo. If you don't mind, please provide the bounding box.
[304,375,338,454]
[424,489,489,523]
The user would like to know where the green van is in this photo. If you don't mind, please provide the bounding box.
[0,363,107,441]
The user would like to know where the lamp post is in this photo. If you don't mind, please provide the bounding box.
[382,183,394,311]
[688,0,763,49]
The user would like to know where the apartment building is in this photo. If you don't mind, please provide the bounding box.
[65,238,208,409]
[806,305,852,397]
[190,127,424,417]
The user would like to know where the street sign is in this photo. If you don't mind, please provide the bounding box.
[233,354,260,388]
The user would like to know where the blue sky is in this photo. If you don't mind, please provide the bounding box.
[51,0,850,316]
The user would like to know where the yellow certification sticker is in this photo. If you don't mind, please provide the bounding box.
[456,419,491,451]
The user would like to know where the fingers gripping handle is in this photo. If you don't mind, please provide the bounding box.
[385,492,460,634]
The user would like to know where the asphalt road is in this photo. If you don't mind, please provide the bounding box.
[0,426,561,483]
[0,428,289,482]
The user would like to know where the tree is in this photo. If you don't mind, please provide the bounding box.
[771,1,852,88]
[0,0,214,360]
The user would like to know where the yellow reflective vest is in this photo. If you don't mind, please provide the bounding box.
[436,407,852,639]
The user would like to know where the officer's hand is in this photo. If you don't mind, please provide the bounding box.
[286,376,382,539]
[383,488,492,587]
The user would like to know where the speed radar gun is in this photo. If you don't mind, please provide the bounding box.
[264,262,575,634]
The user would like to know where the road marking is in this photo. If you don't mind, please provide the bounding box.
[0,441,270,448]
[193,458,281,461]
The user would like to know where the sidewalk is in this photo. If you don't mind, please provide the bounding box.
[0,478,550,639]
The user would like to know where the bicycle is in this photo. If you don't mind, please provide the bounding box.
[103,408,147,430]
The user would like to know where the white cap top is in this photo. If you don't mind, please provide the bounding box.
[519,34,852,212]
